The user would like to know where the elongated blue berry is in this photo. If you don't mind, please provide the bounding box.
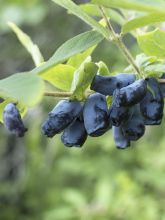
[140,77,164,125]
[61,116,87,147]
[113,79,147,107]
[109,104,132,127]
[83,93,109,137]
[91,73,135,96]
[122,105,145,141]
[112,126,130,149]
[3,103,27,137]
[42,100,82,138]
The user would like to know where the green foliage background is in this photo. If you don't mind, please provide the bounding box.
[0,0,165,220]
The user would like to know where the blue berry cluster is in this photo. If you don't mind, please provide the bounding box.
[91,74,164,149]
[2,73,165,149]
[41,73,164,149]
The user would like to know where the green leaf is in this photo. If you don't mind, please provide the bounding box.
[125,54,160,74]
[0,73,45,107]
[97,61,110,76]
[91,0,165,13]
[52,0,108,38]
[122,13,165,33]
[71,57,98,100]
[136,53,158,68]
[0,100,27,123]
[80,3,101,17]
[32,30,103,75]
[40,64,75,91]
[0,100,11,123]
[8,22,44,67]
[67,46,96,69]
[144,64,165,76]
[80,3,125,25]
[137,29,165,58]
[106,96,113,107]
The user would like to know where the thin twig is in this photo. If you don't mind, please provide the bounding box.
[99,6,142,77]
[44,90,95,98]
[158,79,165,83]
[44,91,72,98]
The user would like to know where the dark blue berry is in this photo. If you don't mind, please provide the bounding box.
[113,79,147,107]
[140,77,164,125]
[122,105,145,141]
[109,104,132,127]
[90,73,135,96]
[112,126,130,149]
[83,93,110,137]
[3,103,27,137]
[61,116,87,147]
[42,100,82,138]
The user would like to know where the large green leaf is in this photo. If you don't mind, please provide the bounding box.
[137,29,165,58]
[8,22,44,67]
[52,0,108,38]
[32,31,103,75]
[91,0,165,13]
[71,57,98,100]
[144,64,165,76]
[80,3,125,25]
[41,64,75,91]
[0,73,45,107]
[122,13,165,33]
[67,46,96,69]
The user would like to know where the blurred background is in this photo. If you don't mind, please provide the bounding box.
[0,0,165,220]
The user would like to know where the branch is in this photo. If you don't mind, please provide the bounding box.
[44,91,72,98]
[44,90,94,98]
[99,6,142,77]
[158,79,165,83]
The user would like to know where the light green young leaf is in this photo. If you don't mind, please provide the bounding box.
[122,13,165,33]
[106,96,113,107]
[80,3,125,25]
[97,61,110,76]
[144,64,165,76]
[125,54,161,74]
[41,64,75,91]
[32,30,103,75]
[8,22,44,67]
[91,0,165,13]
[52,0,108,38]
[71,57,98,100]
[135,53,158,68]
[67,46,96,69]
[0,100,11,123]
[0,73,45,107]
[71,56,91,92]
[137,29,165,58]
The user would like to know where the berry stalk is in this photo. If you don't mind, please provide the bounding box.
[159,79,165,83]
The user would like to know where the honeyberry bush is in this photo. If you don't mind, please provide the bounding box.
[3,1,164,219]
[2,0,165,147]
